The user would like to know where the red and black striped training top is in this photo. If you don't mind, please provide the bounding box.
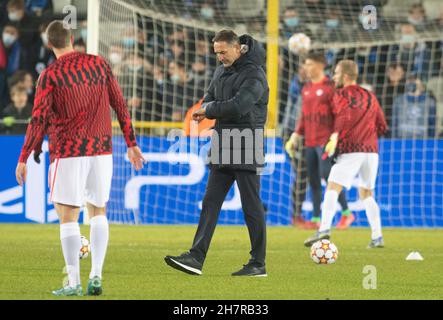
[18,51,137,163]
[333,84,388,154]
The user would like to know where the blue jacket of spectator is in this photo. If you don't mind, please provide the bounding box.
[392,92,436,138]
[392,43,432,80]
[25,0,48,14]
[5,41,23,76]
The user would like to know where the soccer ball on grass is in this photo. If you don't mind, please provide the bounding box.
[310,239,338,264]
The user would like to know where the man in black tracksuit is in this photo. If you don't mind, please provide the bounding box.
[165,30,269,277]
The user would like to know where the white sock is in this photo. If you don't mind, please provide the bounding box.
[363,197,383,240]
[89,215,109,279]
[319,190,339,232]
[60,222,81,287]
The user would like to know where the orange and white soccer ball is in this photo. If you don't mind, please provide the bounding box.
[310,239,338,264]
[79,236,90,259]
[288,33,311,55]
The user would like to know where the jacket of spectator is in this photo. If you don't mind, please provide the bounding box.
[2,101,32,134]
[392,89,436,139]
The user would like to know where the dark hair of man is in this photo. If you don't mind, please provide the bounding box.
[305,52,327,66]
[212,29,239,45]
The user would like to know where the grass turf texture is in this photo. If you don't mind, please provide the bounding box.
[0,224,442,300]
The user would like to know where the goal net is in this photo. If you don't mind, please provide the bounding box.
[95,0,443,227]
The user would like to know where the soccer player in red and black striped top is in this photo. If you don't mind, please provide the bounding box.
[285,52,352,229]
[304,60,388,249]
[15,21,146,296]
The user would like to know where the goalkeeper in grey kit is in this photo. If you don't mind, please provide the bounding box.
[165,30,269,277]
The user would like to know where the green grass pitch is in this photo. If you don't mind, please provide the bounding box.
[0,224,442,300]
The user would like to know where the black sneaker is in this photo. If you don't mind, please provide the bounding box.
[303,230,331,247]
[164,252,203,275]
[232,264,267,277]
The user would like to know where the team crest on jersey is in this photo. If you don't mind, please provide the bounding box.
[316,89,324,96]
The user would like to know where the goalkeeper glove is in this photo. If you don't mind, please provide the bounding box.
[285,132,300,159]
[322,133,338,160]
[3,116,16,127]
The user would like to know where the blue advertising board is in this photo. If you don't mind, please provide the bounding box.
[0,135,442,227]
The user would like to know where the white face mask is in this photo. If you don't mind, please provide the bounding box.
[2,33,17,47]
[41,33,48,46]
[170,74,181,83]
[200,7,214,19]
[8,11,21,22]
[401,34,416,44]
[109,52,122,64]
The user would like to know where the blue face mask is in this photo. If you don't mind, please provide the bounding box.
[80,28,87,42]
[406,82,417,93]
[123,38,135,48]
[284,17,299,27]
[200,7,214,19]
[326,19,339,28]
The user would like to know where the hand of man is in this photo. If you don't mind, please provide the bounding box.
[322,133,339,160]
[284,132,300,159]
[16,162,27,186]
[192,108,206,123]
[128,146,146,171]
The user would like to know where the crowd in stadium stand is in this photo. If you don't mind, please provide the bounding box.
[0,0,442,138]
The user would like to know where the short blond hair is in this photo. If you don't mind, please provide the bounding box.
[338,60,359,81]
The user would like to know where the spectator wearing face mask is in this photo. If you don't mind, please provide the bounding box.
[317,8,349,43]
[200,2,216,23]
[6,0,39,49]
[194,34,216,68]
[107,43,125,76]
[190,56,213,91]
[119,26,147,56]
[392,75,436,139]
[281,6,313,39]
[391,23,432,80]
[166,60,198,122]
[30,21,55,78]
[77,20,88,44]
[407,3,430,33]
[375,63,406,134]
[119,52,155,121]
[1,24,30,76]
